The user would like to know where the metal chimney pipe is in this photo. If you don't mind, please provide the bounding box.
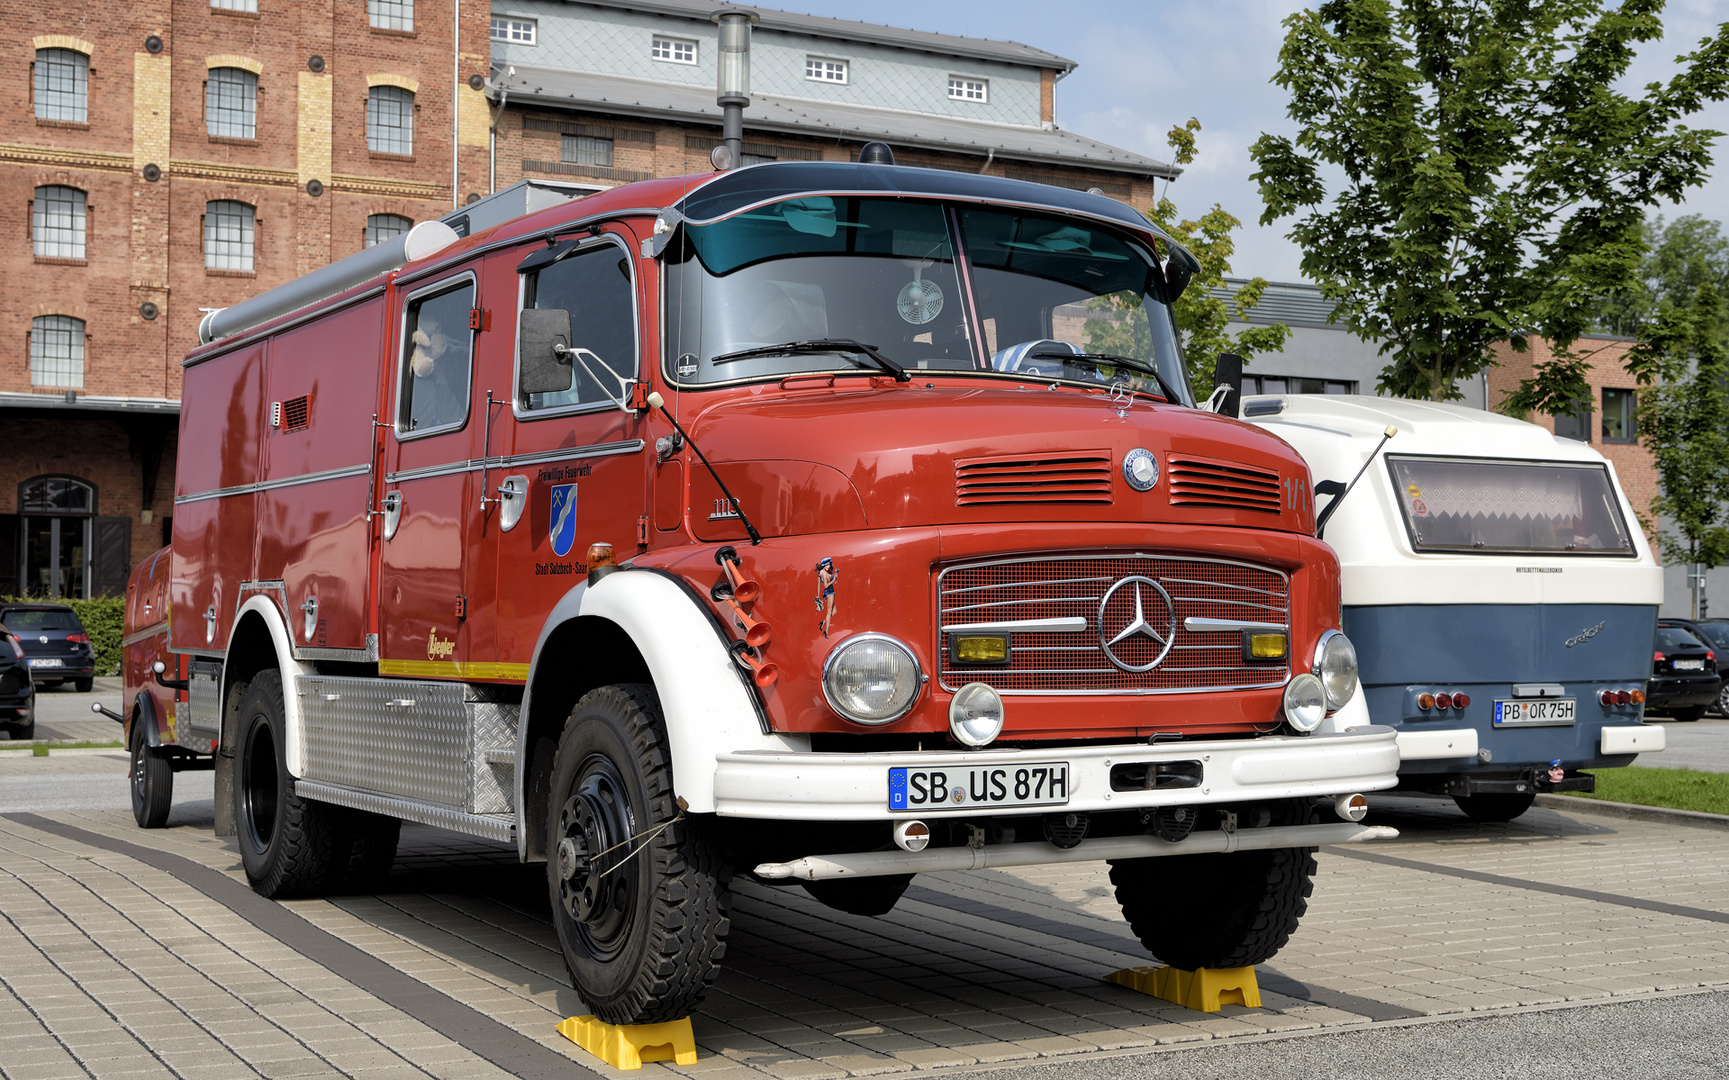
[711,9,759,169]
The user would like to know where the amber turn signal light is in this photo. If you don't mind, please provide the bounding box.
[587,542,619,582]
[1416,692,1436,711]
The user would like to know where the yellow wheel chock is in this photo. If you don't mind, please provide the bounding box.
[556,1014,697,1070]
[1106,965,1261,1013]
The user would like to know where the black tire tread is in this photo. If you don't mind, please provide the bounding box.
[552,683,731,1025]
[131,720,174,829]
[1109,799,1318,970]
[236,671,346,899]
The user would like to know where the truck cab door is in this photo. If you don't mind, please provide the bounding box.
[493,229,649,671]
[377,270,483,675]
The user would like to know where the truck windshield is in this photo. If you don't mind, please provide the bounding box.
[663,196,1190,403]
[1387,456,1635,556]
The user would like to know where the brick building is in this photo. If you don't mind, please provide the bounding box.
[2,1,492,597]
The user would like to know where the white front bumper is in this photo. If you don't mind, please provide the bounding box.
[711,726,1401,820]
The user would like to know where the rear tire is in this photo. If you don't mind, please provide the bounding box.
[1109,798,1317,970]
[129,719,173,829]
[74,677,93,694]
[1452,792,1535,822]
[1672,705,1708,722]
[802,874,914,917]
[233,671,344,897]
[547,684,730,1025]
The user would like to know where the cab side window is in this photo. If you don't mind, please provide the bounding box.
[521,243,636,412]
[401,281,475,434]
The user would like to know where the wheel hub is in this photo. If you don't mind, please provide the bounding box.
[556,757,637,959]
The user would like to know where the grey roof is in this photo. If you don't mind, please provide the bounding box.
[1210,277,1343,329]
[498,65,1176,178]
[561,0,1076,71]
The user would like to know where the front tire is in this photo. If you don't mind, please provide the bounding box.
[547,684,730,1025]
[1452,792,1535,822]
[74,677,94,694]
[234,671,344,897]
[129,719,173,828]
[1109,798,1318,970]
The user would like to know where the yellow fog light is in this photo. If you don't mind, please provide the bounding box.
[953,635,1008,664]
[1246,632,1288,660]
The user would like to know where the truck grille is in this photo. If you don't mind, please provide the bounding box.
[937,554,1290,694]
[954,451,1113,505]
[1167,455,1282,512]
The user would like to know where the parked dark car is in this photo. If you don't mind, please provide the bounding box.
[0,604,95,692]
[1688,617,1729,714]
[1648,624,1721,722]
[0,622,35,740]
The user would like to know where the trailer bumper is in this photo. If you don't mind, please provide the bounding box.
[711,726,1401,820]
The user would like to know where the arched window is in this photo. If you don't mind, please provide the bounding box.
[206,67,258,139]
[205,200,255,271]
[34,48,88,123]
[16,476,108,600]
[366,213,413,248]
[367,86,414,155]
[19,476,93,514]
[32,186,87,259]
[29,315,85,388]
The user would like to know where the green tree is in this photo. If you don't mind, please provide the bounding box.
[1088,119,1289,393]
[1249,0,1729,410]
[1632,283,1729,613]
[1598,215,1729,344]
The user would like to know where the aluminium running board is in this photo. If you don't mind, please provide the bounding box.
[753,822,1399,882]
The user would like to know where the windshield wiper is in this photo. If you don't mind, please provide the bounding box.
[1029,349,1183,405]
[709,338,911,382]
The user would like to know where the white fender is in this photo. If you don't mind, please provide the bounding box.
[227,595,316,776]
[1319,682,1373,733]
[517,569,805,848]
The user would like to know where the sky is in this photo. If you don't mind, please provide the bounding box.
[775,0,1729,284]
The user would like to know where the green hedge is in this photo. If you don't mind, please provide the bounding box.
[1,595,126,677]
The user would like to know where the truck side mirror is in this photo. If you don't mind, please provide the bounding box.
[1212,353,1244,418]
[518,308,574,396]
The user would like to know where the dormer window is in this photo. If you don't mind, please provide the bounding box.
[806,57,848,84]
[652,37,696,64]
[948,76,988,102]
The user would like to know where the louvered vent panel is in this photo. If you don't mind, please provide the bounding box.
[955,450,1113,505]
[1167,454,1281,512]
[281,394,312,432]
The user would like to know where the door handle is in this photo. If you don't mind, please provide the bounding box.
[381,491,403,541]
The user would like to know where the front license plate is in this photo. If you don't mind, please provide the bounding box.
[28,658,62,668]
[1493,698,1576,727]
[888,762,1070,812]
[1674,659,1706,670]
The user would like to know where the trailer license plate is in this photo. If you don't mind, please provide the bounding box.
[888,763,1069,812]
[28,658,61,668]
[1493,698,1576,726]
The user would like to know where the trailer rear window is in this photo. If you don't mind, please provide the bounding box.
[1387,455,1634,556]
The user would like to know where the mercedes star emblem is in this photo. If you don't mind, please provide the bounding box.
[1097,575,1177,672]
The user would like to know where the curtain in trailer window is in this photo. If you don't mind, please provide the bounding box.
[1388,456,1634,555]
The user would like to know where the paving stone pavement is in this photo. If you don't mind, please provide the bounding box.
[0,764,1726,1079]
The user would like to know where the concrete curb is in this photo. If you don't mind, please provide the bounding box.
[1537,793,1729,832]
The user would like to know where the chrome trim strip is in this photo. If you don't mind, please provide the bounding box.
[944,617,1089,635]
[293,780,515,843]
[120,623,168,648]
[175,464,371,505]
[1184,617,1288,634]
[385,439,644,484]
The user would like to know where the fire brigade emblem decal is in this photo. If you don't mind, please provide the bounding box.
[1097,575,1177,673]
[550,484,578,558]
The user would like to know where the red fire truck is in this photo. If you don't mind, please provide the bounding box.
[120,157,1399,1025]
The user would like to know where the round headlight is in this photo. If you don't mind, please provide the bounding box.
[822,633,922,725]
[1283,673,1327,732]
[1314,630,1358,710]
[949,682,1004,747]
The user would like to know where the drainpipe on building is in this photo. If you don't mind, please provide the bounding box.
[712,9,759,169]
[453,0,462,209]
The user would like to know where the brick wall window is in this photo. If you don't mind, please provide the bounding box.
[29,315,85,388]
[32,186,87,260]
[366,213,413,247]
[652,37,696,64]
[367,86,414,155]
[491,17,536,44]
[204,200,255,271]
[369,0,413,32]
[948,77,988,102]
[206,67,257,139]
[34,48,88,123]
[806,57,848,84]
[1554,400,1592,443]
[1602,388,1638,444]
[561,134,613,168]
[211,0,258,11]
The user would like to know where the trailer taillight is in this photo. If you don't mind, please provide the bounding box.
[1416,693,1435,711]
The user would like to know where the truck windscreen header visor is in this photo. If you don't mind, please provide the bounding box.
[1387,455,1634,556]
